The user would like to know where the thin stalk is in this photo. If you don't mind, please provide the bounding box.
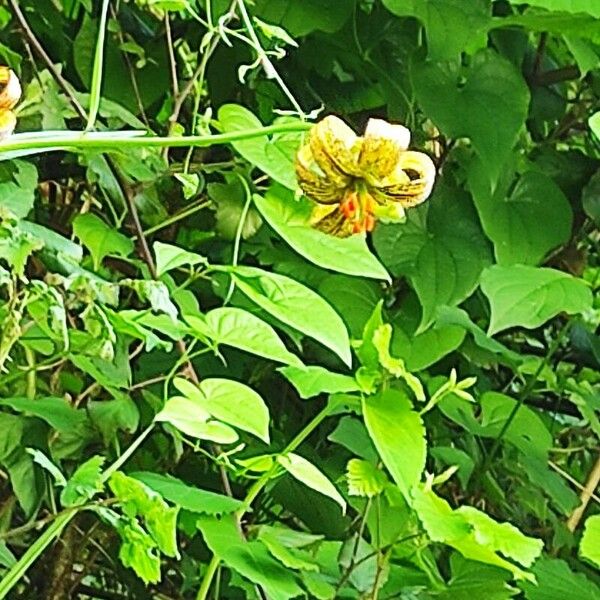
[196,399,339,599]
[86,0,111,130]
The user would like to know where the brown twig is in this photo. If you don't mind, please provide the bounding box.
[567,453,600,532]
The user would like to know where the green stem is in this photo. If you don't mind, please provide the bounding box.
[86,0,110,131]
[0,425,155,598]
[0,122,311,154]
[196,399,339,598]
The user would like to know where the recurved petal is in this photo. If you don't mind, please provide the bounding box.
[295,143,347,204]
[309,203,355,238]
[359,118,410,181]
[0,68,21,110]
[0,110,17,140]
[310,115,362,180]
[372,150,436,208]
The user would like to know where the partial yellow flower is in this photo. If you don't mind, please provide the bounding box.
[295,115,436,236]
[0,67,21,140]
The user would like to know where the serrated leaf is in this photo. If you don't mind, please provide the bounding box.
[346,458,388,497]
[277,453,346,512]
[60,455,105,507]
[480,265,593,335]
[362,389,426,499]
[580,514,600,568]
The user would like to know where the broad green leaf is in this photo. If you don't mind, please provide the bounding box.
[254,187,390,281]
[153,241,206,277]
[258,528,320,572]
[373,185,492,330]
[60,455,105,507]
[480,265,593,335]
[580,515,600,568]
[174,377,270,443]
[591,111,600,139]
[222,265,351,366]
[413,49,529,185]
[88,393,140,446]
[154,396,239,444]
[254,0,354,35]
[346,459,388,497]
[131,472,243,515]
[470,169,572,265]
[0,160,38,219]
[328,417,379,463]
[508,0,600,17]
[72,213,134,270]
[520,558,600,600]
[0,396,89,432]
[218,104,302,190]
[109,472,179,558]
[277,453,347,512]
[278,365,360,399]
[198,515,304,599]
[382,0,490,60]
[412,488,542,581]
[362,389,426,499]
[115,518,161,584]
[186,307,302,366]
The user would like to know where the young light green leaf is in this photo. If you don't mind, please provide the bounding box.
[60,455,105,507]
[173,377,270,443]
[278,365,360,399]
[481,265,593,335]
[153,241,206,277]
[254,187,390,281]
[72,213,134,270]
[220,265,351,366]
[580,514,600,568]
[26,449,66,487]
[186,306,302,366]
[277,453,346,513]
[346,458,388,498]
[363,389,426,499]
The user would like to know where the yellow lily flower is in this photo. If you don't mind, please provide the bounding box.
[0,66,21,140]
[295,115,436,236]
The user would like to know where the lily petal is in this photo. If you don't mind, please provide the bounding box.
[373,151,436,208]
[310,115,362,180]
[310,203,355,237]
[0,110,16,140]
[0,68,21,110]
[295,143,348,204]
[359,118,410,181]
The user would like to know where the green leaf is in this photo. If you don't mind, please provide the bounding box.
[520,558,600,600]
[470,169,572,265]
[412,488,542,581]
[131,472,243,515]
[413,49,529,185]
[258,527,320,572]
[109,472,179,558]
[507,0,600,18]
[198,515,305,599]
[153,241,206,277]
[218,104,301,190]
[114,517,162,584]
[60,455,105,507]
[173,377,270,443]
[223,265,351,366]
[0,160,38,219]
[480,265,593,335]
[591,111,600,139]
[278,365,360,399]
[277,453,346,512]
[580,514,600,568]
[72,213,134,270]
[373,185,492,330]
[382,0,490,60]
[254,0,354,35]
[254,187,390,281]
[154,396,239,444]
[362,389,426,499]
[186,307,302,366]
[346,458,388,497]
[0,541,16,568]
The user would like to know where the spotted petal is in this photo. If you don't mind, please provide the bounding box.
[309,203,355,238]
[295,143,348,204]
[359,118,410,181]
[372,151,436,208]
[310,115,362,181]
[0,68,21,110]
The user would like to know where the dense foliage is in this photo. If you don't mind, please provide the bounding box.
[0,0,599,598]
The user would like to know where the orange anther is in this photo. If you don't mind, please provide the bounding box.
[364,214,375,232]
